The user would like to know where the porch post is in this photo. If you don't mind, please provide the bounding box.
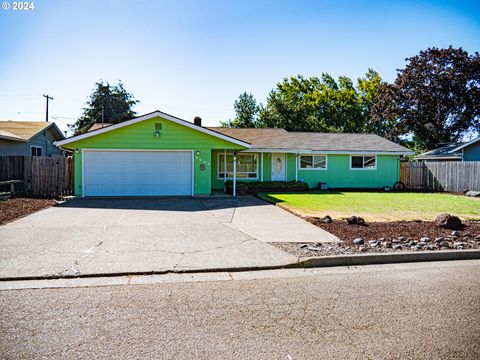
[233,150,237,197]
[223,149,227,192]
[260,152,263,182]
[295,153,298,181]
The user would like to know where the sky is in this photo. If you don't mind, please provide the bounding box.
[0,0,479,135]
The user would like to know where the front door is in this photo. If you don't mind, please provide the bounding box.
[271,153,286,181]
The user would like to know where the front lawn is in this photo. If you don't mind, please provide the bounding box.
[258,191,480,221]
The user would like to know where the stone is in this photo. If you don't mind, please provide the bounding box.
[463,232,472,239]
[392,239,402,244]
[451,230,461,237]
[398,236,406,242]
[393,244,402,250]
[417,241,427,247]
[353,238,365,245]
[465,190,480,197]
[319,215,332,224]
[440,242,451,249]
[426,245,435,250]
[299,244,309,249]
[314,242,323,247]
[420,236,431,242]
[346,216,366,226]
[435,214,463,230]
[454,242,467,248]
[358,246,367,252]
[434,237,444,244]
[475,235,480,240]
[383,241,393,248]
[409,241,417,246]
[378,237,386,242]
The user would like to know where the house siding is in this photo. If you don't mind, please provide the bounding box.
[66,116,246,196]
[211,152,400,190]
[464,141,480,161]
[0,128,63,156]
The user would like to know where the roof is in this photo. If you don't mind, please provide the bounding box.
[88,123,113,132]
[0,121,64,142]
[55,111,251,148]
[416,137,480,160]
[208,127,413,155]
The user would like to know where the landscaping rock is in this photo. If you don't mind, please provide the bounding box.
[420,236,431,242]
[314,242,323,247]
[353,238,365,245]
[319,215,332,224]
[392,239,402,244]
[434,237,444,244]
[378,237,386,242]
[475,235,480,241]
[393,244,402,250]
[358,246,367,252]
[465,190,480,197]
[299,244,309,249]
[417,241,427,247]
[398,236,406,242]
[451,230,461,237]
[383,241,393,248]
[409,241,417,246]
[454,242,467,248]
[435,214,463,230]
[346,216,366,226]
[463,232,472,239]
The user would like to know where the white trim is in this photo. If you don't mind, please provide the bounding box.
[81,148,194,197]
[217,152,259,180]
[233,153,237,197]
[298,154,328,170]
[350,154,377,170]
[450,136,480,152]
[54,111,251,148]
[30,145,43,156]
[241,148,414,155]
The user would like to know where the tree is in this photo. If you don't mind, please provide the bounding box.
[72,80,140,134]
[221,92,260,128]
[257,70,389,134]
[372,47,480,149]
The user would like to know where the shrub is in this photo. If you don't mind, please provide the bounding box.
[224,180,309,195]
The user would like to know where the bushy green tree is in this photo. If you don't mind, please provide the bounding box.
[221,92,260,128]
[72,80,140,134]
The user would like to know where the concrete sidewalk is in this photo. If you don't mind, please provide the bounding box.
[0,197,337,279]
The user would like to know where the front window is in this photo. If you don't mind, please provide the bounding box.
[31,146,42,156]
[218,153,258,179]
[351,155,376,169]
[300,155,327,169]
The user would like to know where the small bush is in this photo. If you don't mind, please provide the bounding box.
[225,180,309,195]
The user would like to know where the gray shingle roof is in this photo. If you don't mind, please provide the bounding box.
[416,142,464,160]
[207,127,413,154]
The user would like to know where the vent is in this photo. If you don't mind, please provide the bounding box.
[155,123,162,130]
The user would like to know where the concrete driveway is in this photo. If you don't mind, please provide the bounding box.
[0,197,338,279]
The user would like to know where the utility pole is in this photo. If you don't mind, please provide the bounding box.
[101,105,105,127]
[43,94,54,122]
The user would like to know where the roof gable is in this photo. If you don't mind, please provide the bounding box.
[0,121,64,142]
[55,111,251,148]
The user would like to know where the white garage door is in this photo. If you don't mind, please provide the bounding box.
[83,150,192,196]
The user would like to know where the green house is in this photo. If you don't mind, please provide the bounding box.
[54,111,414,197]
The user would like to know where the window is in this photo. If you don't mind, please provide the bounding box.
[351,155,376,169]
[299,155,327,169]
[31,146,42,156]
[218,153,258,179]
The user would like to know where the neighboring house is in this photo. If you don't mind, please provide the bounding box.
[54,110,414,197]
[87,123,113,132]
[416,137,480,162]
[0,121,65,156]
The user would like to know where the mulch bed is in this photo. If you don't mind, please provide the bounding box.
[308,218,480,245]
[0,198,55,226]
[270,217,480,257]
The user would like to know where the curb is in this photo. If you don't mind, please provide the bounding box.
[295,249,480,268]
[1,250,479,282]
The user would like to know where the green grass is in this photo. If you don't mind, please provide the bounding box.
[258,191,480,221]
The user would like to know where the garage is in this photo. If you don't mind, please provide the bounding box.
[83,150,193,196]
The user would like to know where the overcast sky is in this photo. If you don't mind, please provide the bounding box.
[1,0,479,134]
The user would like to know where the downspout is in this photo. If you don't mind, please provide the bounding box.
[295,154,298,181]
[260,152,263,182]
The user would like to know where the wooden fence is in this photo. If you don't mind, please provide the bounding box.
[0,156,74,198]
[400,161,480,192]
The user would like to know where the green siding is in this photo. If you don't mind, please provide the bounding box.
[211,152,400,190]
[67,116,245,196]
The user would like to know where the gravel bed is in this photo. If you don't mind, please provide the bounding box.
[0,198,55,226]
[270,219,480,257]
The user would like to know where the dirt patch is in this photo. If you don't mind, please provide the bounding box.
[0,198,55,226]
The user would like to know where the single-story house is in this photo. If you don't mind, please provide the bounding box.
[416,137,480,162]
[54,110,414,197]
[0,120,65,156]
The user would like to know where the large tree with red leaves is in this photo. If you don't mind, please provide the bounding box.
[372,47,480,150]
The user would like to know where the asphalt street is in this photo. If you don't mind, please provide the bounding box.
[1,260,479,359]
